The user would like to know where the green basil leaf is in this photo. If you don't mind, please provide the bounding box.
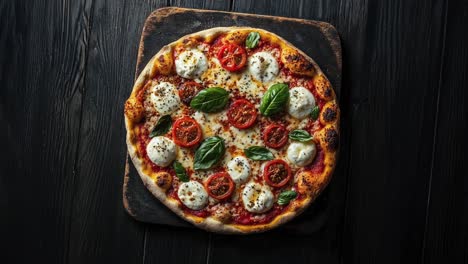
[149,115,172,138]
[288,130,313,142]
[310,105,320,120]
[260,83,289,116]
[190,87,229,113]
[278,190,297,205]
[173,161,189,182]
[193,136,225,170]
[246,32,260,49]
[244,146,274,161]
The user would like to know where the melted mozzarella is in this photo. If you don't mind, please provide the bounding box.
[177,181,208,210]
[248,51,279,83]
[236,72,263,100]
[175,49,208,79]
[146,136,177,167]
[287,86,316,119]
[149,82,181,115]
[201,58,236,86]
[287,141,317,167]
[242,182,274,213]
[227,156,251,184]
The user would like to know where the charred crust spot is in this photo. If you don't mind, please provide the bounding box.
[158,55,165,63]
[286,54,300,63]
[154,172,172,189]
[285,53,314,74]
[156,177,167,187]
[324,128,339,151]
[323,107,337,122]
[182,38,190,44]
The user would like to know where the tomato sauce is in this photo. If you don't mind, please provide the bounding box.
[233,204,289,225]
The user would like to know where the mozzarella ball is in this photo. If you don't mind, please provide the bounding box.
[242,182,274,213]
[149,82,181,115]
[287,141,317,167]
[178,181,209,210]
[146,136,177,167]
[175,49,208,79]
[287,86,316,119]
[248,51,279,83]
[227,156,251,184]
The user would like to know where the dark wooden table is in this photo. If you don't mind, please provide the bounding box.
[1,0,467,263]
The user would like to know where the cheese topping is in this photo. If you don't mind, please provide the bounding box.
[149,82,181,115]
[248,51,279,83]
[227,156,251,184]
[175,49,208,79]
[242,182,274,213]
[146,136,177,167]
[286,141,317,167]
[287,86,316,119]
[177,181,208,210]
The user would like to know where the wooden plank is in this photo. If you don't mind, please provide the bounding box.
[422,1,468,262]
[232,0,302,17]
[170,0,232,10]
[0,0,92,262]
[144,226,210,264]
[337,0,446,263]
[66,0,169,263]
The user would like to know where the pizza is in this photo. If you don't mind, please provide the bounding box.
[124,27,339,234]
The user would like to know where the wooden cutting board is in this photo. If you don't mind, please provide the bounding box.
[123,7,342,234]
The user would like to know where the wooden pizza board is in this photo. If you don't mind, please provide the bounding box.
[123,7,342,234]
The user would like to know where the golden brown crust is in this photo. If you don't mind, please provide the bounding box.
[313,74,334,101]
[152,171,172,190]
[124,97,144,123]
[281,47,315,77]
[124,27,340,234]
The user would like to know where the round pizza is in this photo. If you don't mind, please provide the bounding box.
[124,27,339,234]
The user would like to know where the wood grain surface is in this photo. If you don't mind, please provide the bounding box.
[1,0,467,263]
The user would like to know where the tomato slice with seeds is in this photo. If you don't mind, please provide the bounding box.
[263,124,288,149]
[263,159,292,188]
[172,117,202,147]
[178,81,203,105]
[217,43,247,72]
[205,172,235,200]
[227,99,257,129]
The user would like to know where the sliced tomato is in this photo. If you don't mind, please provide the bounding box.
[217,43,247,72]
[263,159,291,188]
[263,124,288,149]
[172,117,202,147]
[227,99,257,129]
[178,81,203,105]
[205,172,235,200]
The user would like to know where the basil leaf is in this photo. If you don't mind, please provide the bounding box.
[149,115,172,138]
[246,32,260,49]
[288,130,313,142]
[310,105,320,120]
[278,190,297,205]
[173,161,189,182]
[190,87,229,113]
[260,83,289,116]
[244,146,274,161]
[193,136,225,170]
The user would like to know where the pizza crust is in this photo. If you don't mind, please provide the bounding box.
[125,27,339,234]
